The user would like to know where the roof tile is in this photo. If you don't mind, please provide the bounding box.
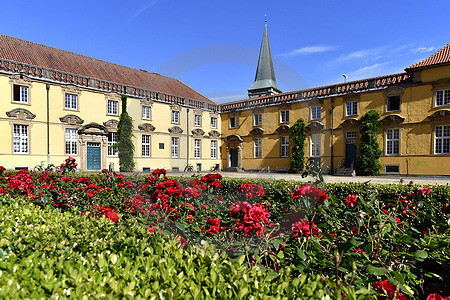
[406,43,450,71]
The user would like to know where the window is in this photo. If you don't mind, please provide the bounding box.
[65,93,78,110]
[142,106,151,120]
[13,85,29,103]
[194,114,202,127]
[159,143,164,149]
[346,102,358,116]
[13,124,29,153]
[280,136,289,158]
[194,139,201,158]
[385,165,400,173]
[435,125,450,154]
[387,96,400,111]
[310,134,321,157]
[280,110,289,123]
[435,90,450,107]
[311,106,321,120]
[65,128,78,155]
[171,137,179,158]
[108,132,118,156]
[108,100,118,115]
[211,117,217,129]
[254,138,262,158]
[253,113,262,126]
[346,131,357,139]
[229,117,237,128]
[386,129,400,155]
[211,140,217,159]
[142,135,151,157]
[172,111,180,124]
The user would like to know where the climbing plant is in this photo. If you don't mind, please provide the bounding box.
[358,109,382,175]
[117,95,135,172]
[290,118,307,173]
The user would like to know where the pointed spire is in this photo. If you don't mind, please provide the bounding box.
[248,19,282,98]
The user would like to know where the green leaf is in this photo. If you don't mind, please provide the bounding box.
[414,250,428,260]
[366,265,389,276]
[175,222,186,232]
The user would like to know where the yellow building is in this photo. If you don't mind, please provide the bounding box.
[219,25,450,176]
[0,35,221,172]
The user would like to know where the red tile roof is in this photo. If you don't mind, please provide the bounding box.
[406,43,450,71]
[0,34,213,104]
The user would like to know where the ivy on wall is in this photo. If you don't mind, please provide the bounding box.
[358,110,382,176]
[118,95,135,172]
[290,118,307,173]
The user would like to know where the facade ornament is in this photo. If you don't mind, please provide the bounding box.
[208,130,221,138]
[307,121,325,131]
[250,127,264,135]
[380,114,405,124]
[191,128,205,136]
[168,126,183,134]
[6,108,36,120]
[60,114,84,125]
[103,119,119,130]
[138,123,156,132]
[78,123,109,135]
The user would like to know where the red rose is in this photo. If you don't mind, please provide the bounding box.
[442,204,450,214]
[345,194,358,208]
[206,218,221,227]
[291,184,328,203]
[292,219,321,238]
[417,187,432,196]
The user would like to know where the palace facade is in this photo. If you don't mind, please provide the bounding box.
[0,32,449,176]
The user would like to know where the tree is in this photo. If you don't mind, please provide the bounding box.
[290,118,307,173]
[358,110,382,175]
[117,95,135,172]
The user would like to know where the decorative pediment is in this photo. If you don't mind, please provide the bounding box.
[9,74,32,86]
[383,85,405,97]
[140,98,154,106]
[307,121,325,131]
[380,114,405,124]
[105,92,121,101]
[340,118,359,127]
[103,119,119,130]
[276,125,290,133]
[168,126,183,134]
[428,109,450,120]
[138,123,156,132]
[209,111,219,118]
[250,127,264,135]
[78,123,109,136]
[432,78,450,91]
[225,134,243,142]
[193,109,203,115]
[308,97,323,106]
[6,108,36,120]
[208,130,221,138]
[60,114,84,125]
[170,104,181,112]
[61,84,81,95]
[191,128,205,136]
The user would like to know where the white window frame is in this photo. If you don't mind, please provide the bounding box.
[142,106,151,120]
[65,93,78,110]
[65,128,78,155]
[211,140,217,159]
[13,124,29,154]
[108,100,118,115]
[386,128,400,156]
[194,114,202,127]
[142,134,151,157]
[310,134,321,157]
[280,136,289,158]
[346,131,357,139]
[171,137,179,158]
[435,89,450,107]
[254,138,262,158]
[194,139,201,159]
[346,102,358,116]
[172,111,180,124]
[108,132,118,156]
[280,110,290,123]
[253,113,262,126]
[311,106,321,120]
[13,85,29,104]
[435,125,450,154]
[211,117,217,129]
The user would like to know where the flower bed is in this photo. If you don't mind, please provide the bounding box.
[0,160,449,299]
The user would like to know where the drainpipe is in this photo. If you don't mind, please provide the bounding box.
[46,83,50,165]
[186,108,189,168]
[330,98,335,174]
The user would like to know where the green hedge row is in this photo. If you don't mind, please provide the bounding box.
[0,196,372,299]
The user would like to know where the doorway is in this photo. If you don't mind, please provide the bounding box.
[87,142,101,170]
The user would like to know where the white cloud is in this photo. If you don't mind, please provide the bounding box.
[278,45,337,57]
[337,48,383,63]
[134,0,160,18]
[207,93,248,104]
[412,46,435,53]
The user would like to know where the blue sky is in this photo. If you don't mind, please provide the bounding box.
[1,0,449,103]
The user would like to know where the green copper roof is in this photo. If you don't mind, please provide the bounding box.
[248,22,282,95]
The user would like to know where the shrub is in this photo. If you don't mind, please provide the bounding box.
[117,95,135,172]
[358,110,382,175]
[290,118,307,173]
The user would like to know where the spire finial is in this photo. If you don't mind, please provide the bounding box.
[264,15,267,23]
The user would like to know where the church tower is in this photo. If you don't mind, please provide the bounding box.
[248,20,282,98]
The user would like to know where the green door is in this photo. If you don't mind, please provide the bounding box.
[345,143,357,167]
[87,143,101,170]
[230,149,238,167]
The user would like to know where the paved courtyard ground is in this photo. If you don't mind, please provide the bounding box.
[171,171,450,186]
